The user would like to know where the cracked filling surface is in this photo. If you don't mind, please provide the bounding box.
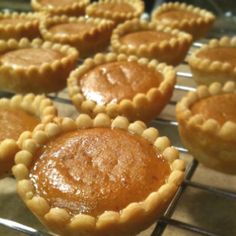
[30,128,170,216]
[79,61,163,105]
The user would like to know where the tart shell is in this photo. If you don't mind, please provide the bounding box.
[188,36,236,86]
[0,38,79,94]
[86,0,144,25]
[31,0,90,17]
[111,19,193,66]
[0,12,41,40]
[151,2,215,40]
[67,53,176,123]
[40,15,115,58]
[12,113,185,236]
[176,81,236,174]
[0,93,57,177]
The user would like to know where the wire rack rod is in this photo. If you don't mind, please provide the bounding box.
[176,71,193,78]
[0,218,52,236]
[154,118,178,126]
[174,84,196,92]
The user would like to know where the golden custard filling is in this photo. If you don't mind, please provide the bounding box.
[80,61,163,105]
[40,0,76,7]
[155,9,200,22]
[30,128,170,216]
[0,48,63,69]
[191,94,236,125]
[196,47,236,67]
[0,108,40,142]
[0,18,30,25]
[48,22,96,37]
[120,30,173,47]
[95,2,135,14]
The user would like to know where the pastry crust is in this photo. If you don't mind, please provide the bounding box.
[176,81,236,174]
[151,2,215,40]
[40,15,115,58]
[188,36,236,86]
[0,12,41,40]
[0,37,79,94]
[12,113,185,236]
[67,52,176,123]
[86,0,144,25]
[31,0,89,17]
[0,94,57,177]
[111,19,192,66]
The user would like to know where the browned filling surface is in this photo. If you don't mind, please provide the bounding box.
[0,108,40,141]
[155,9,200,22]
[120,30,173,47]
[48,22,96,37]
[191,94,236,125]
[30,128,170,216]
[80,61,163,105]
[0,48,63,69]
[96,2,135,14]
[0,18,30,25]
[40,0,76,7]
[196,47,236,67]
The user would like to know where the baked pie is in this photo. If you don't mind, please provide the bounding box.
[111,19,192,66]
[0,12,41,40]
[0,94,57,177]
[86,0,144,25]
[13,113,185,236]
[176,81,236,174]
[0,38,78,94]
[151,2,215,40]
[188,36,236,86]
[68,53,176,123]
[40,15,115,58]
[31,0,89,17]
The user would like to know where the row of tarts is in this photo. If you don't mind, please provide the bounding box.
[0,0,236,236]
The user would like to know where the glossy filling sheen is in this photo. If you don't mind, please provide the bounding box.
[191,94,236,125]
[197,47,236,67]
[96,2,135,14]
[80,61,163,104]
[120,30,173,47]
[0,108,39,142]
[30,128,170,216]
[156,10,200,22]
[40,0,76,7]
[49,22,95,37]
[0,48,63,69]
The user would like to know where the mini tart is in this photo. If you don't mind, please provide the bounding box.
[111,19,193,66]
[40,15,115,58]
[151,2,215,40]
[188,36,236,86]
[68,53,176,123]
[0,12,41,40]
[86,0,144,25]
[31,0,89,17]
[12,113,185,236]
[0,93,57,177]
[0,38,78,94]
[176,81,236,174]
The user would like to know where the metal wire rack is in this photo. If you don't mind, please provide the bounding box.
[0,11,235,235]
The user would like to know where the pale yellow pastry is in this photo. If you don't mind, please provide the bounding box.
[0,12,41,40]
[111,19,192,66]
[0,94,57,177]
[188,36,236,86]
[68,53,176,123]
[152,2,215,40]
[176,81,236,174]
[40,15,115,58]
[0,38,79,94]
[86,0,144,25]
[12,113,185,236]
[31,0,89,17]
